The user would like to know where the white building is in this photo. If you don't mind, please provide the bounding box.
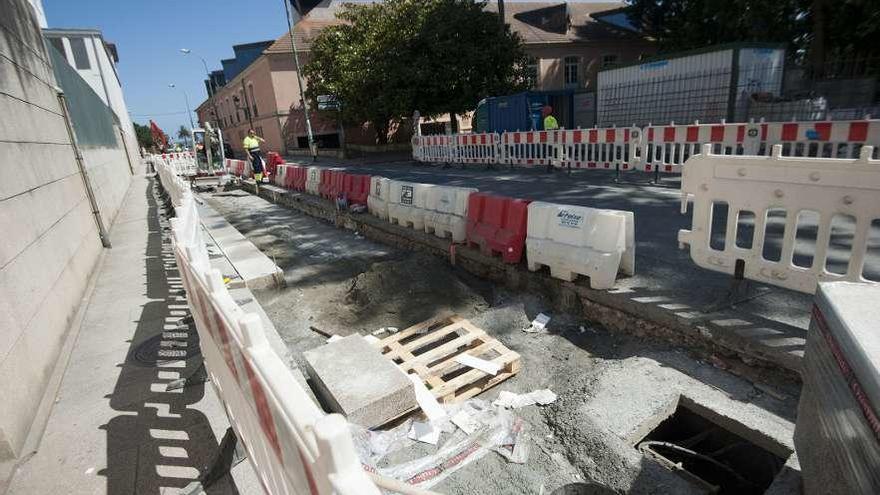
[43,28,139,160]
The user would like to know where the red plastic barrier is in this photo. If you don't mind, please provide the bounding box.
[284,165,302,189]
[342,174,371,206]
[466,193,531,264]
[320,170,343,199]
[290,166,306,191]
[266,152,283,178]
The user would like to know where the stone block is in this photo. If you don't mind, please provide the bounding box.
[303,335,416,428]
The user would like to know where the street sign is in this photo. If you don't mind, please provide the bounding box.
[317,94,339,111]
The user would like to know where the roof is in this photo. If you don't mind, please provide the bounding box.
[265,1,649,54]
[487,2,648,44]
[265,18,342,53]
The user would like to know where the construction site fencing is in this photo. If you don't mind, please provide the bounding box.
[410,119,880,175]
[641,120,880,174]
[678,144,880,294]
[151,157,380,495]
[226,158,252,179]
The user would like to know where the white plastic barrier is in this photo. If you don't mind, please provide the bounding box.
[424,185,478,242]
[305,166,322,195]
[367,176,391,220]
[526,202,635,289]
[558,127,640,170]
[226,158,251,178]
[678,144,880,293]
[275,163,289,187]
[169,193,379,495]
[500,130,558,167]
[153,155,190,207]
[452,133,500,164]
[387,180,434,230]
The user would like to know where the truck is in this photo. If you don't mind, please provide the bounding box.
[472,90,579,134]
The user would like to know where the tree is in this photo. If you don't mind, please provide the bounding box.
[303,0,527,143]
[133,122,153,150]
[177,125,191,147]
[626,0,880,74]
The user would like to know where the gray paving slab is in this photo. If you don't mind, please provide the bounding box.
[5,175,258,495]
[303,335,417,428]
[196,200,283,290]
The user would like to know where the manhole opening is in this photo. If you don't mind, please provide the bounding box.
[635,397,790,494]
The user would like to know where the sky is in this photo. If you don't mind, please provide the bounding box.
[43,0,292,139]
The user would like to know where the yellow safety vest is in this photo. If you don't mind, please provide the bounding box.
[243,136,261,150]
[543,115,559,130]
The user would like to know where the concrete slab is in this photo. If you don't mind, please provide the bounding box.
[195,199,283,290]
[303,335,416,428]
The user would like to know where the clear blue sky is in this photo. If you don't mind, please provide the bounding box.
[43,0,292,139]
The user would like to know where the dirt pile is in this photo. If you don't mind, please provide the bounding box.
[317,253,490,334]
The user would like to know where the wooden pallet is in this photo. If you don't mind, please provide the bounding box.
[374,313,520,403]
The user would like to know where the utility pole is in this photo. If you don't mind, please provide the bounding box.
[283,0,318,161]
[498,0,505,28]
[169,83,195,130]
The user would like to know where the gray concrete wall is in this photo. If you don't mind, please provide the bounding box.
[0,0,132,463]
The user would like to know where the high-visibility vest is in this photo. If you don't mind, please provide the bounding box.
[543,115,559,130]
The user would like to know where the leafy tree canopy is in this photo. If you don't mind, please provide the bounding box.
[303,0,528,143]
[626,0,880,70]
[133,122,153,150]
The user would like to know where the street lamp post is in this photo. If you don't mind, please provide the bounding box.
[180,48,221,129]
[282,0,318,161]
[168,83,195,131]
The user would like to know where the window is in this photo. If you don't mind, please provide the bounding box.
[525,57,539,89]
[601,54,619,69]
[564,56,579,87]
[68,37,91,70]
[48,37,65,57]
[256,126,263,137]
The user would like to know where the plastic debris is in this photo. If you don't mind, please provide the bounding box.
[453,354,501,376]
[450,410,479,435]
[408,374,446,422]
[409,421,441,445]
[524,313,551,333]
[493,389,558,409]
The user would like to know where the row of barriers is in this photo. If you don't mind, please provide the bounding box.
[264,163,637,290]
[152,154,381,495]
[679,144,880,294]
[412,119,880,175]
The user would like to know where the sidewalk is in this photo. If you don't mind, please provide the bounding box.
[6,174,258,495]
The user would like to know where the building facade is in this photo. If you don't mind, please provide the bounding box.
[196,1,655,154]
[43,28,140,164]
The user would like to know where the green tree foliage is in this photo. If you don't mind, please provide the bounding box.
[177,125,191,146]
[303,0,528,143]
[626,0,880,71]
[133,122,153,150]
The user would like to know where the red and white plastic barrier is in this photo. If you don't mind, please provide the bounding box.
[411,120,880,174]
[452,133,501,164]
[157,164,380,494]
[558,127,640,170]
[640,120,880,173]
[500,130,557,167]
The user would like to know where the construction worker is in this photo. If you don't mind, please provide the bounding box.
[243,128,266,182]
[542,106,559,172]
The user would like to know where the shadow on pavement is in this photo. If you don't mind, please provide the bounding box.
[98,178,238,494]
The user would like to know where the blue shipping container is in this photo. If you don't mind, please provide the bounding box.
[473,91,575,134]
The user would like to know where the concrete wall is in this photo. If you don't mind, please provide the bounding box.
[0,0,131,465]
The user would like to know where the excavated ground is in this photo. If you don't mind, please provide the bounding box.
[203,189,801,494]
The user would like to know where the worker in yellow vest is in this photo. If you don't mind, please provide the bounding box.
[542,106,559,172]
[243,129,266,182]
